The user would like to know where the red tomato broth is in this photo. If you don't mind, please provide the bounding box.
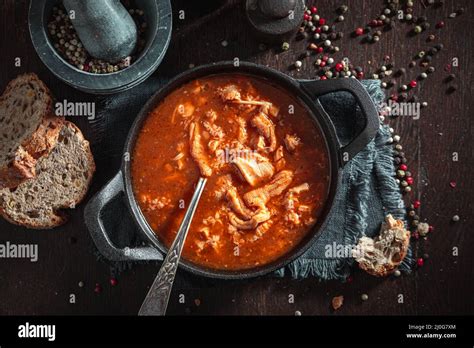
[131,74,330,270]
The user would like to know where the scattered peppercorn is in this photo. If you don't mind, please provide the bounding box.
[417,258,424,267]
[338,5,349,14]
[447,85,458,93]
[94,283,102,294]
[361,294,369,301]
[355,27,364,36]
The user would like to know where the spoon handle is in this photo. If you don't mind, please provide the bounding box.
[138,177,207,316]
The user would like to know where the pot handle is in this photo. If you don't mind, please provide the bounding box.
[299,78,379,164]
[84,171,164,261]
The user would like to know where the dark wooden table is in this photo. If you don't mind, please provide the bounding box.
[0,0,472,316]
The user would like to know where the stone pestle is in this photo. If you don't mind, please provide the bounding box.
[63,0,138,63]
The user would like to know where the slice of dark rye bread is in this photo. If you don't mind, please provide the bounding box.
[0,73,64,189]
[0,122,95,229]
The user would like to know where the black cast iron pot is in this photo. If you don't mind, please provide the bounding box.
[84,61,379,279]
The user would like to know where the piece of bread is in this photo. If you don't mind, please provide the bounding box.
[0,73,63,189]
[352,214,410,277]
[0,122,95,229]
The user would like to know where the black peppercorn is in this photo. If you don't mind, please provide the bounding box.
[418,16,428,23]
[447,85,458,93]
[446,73,456,82]
[297,32,308,40]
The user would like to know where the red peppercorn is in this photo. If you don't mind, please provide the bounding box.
[310,6,318,14]
[316,27,322,33]
[110,278,118,286]
[406,177,414,185]
[94,283,102,293]
[304,13,311,21]
[390,94,398,102]
[449,181,456,188]
[317,47,324,53]
[409,80,417,88]
[428,225,434,233]
[414,200,421,209]
[319,18,326,26]
[335,63,344,72]
[417,258,424,267]
[357,71,364,79]
[322,55,329,61]
[400,164,408,171]
[355,27,364,36]
[321,76,327,80]
[436,21,445,29]
[320,61,326,67]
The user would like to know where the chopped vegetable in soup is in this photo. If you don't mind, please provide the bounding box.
[131,74,330,270]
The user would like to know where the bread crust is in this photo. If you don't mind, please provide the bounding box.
[0,122,95,229]
[0,73,64,189]
[353,215,410,277]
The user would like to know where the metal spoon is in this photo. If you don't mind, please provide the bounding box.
[138,177,207,316]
